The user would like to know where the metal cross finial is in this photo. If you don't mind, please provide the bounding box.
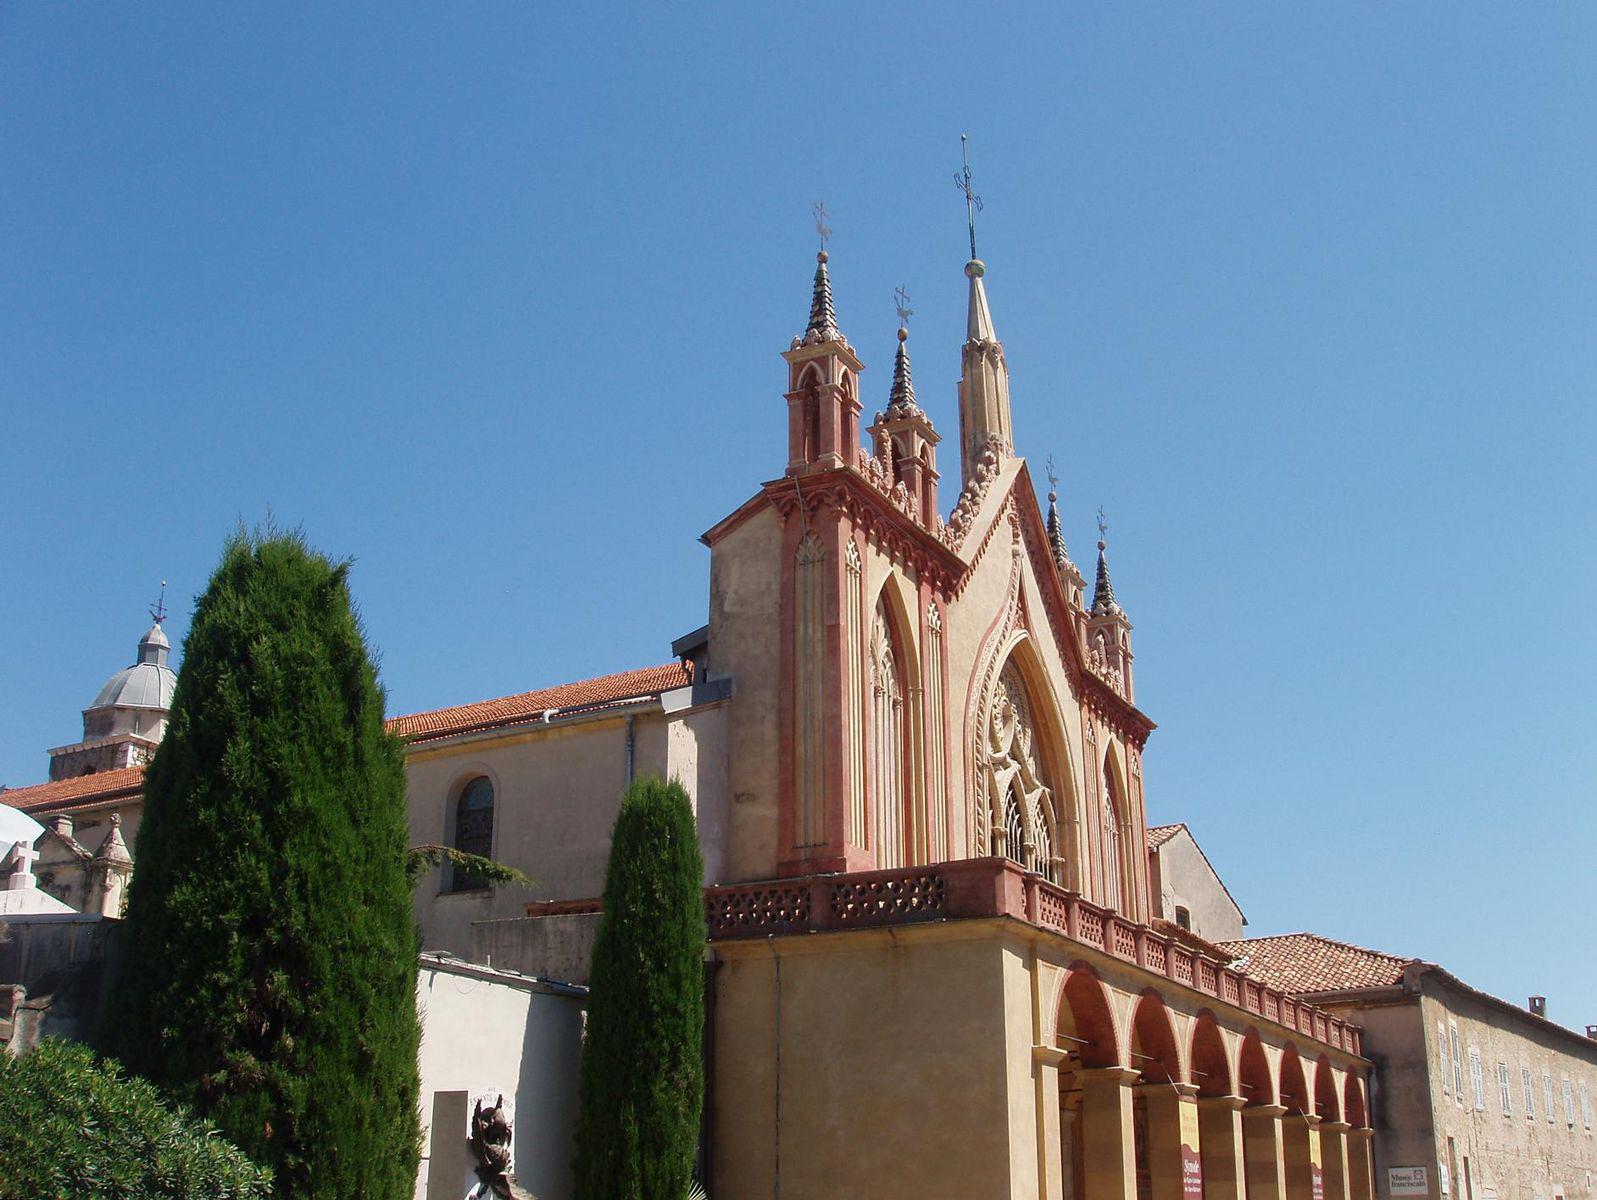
[894,285,914,330]
[1096,506,1109,543]
[149,580,168,626]
[812,200,832,251]
[954,133,984,262]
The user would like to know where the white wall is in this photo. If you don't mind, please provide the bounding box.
[414,957,586,1200]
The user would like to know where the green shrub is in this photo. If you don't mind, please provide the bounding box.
[0,1037,272,1199]
[100,529,419,1200]
[573,776,706,1200]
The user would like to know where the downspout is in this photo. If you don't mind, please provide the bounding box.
[769,934,783,1200]
[625,715,635,784]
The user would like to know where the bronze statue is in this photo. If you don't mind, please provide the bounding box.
[469,1094,514,1200]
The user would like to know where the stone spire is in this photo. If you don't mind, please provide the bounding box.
[804,250,842,343]
[1044,459,1073,571]
[886,327,918,416]
[957,256,1013,485]
[1091,511,1122,617]
[867,288,940,526]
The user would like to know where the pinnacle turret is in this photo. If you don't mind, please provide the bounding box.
[802,250,842,343]
[1046,489,1074,573]
[885,327,919,417]
[1091,536,1121,617]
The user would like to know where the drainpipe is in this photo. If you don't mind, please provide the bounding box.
[625,715,635,783]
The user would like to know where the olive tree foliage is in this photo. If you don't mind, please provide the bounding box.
[101,529,420,1200]
[572,776,707,1200]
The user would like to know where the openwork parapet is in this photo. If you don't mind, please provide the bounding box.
[701,856,1363,1056]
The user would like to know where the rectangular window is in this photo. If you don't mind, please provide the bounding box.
[1545,1072,1557,1123]
[1498,1061,1513,1116]
[1581,1082,1591,1130]
[1469,1048,1485,1111]
[1450,1023,1465,1103]
[1562,1077,1576,1126]
[1438,1022,1451,1096]
[1524,1066,1536,1120]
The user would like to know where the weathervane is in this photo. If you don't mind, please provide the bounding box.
[954,133,984,261]
[1096,506,1109,546]
[812,199,832,253]
[1046,456,1060,496]
[150,580,168,626]
[894,284,914,331]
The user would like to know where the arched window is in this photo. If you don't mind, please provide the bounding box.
[1101,756,1123,911]
[869,598,907,868]
[984,659,1064,883]
[449,776,495,892]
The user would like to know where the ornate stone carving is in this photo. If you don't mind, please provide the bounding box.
[940,435,1006,549]
[981,662,1060,883]
[1087,629,1126,697]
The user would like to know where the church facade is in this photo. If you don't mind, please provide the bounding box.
[4,238,1381,1200]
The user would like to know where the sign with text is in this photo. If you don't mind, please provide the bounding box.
[1180,1102,1204,1200]
[1389,1167,1431,1197]
[1309,1126,1324,1200]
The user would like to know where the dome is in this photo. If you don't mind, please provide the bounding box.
[87,623,176,712]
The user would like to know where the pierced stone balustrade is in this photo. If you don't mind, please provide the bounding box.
[697,856,1363,1056]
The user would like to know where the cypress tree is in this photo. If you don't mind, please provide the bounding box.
[102,530,419,1200]
[573,776,706,1200]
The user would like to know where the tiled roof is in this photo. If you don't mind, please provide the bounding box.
[1,766,146,816]
[1146,823,1185,850]
[386,662,692,744]
[1214,932,1415,995]
[3,662,695,811]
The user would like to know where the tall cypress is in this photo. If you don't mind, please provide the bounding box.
[573,776,706,1200]
[102,530,419,1200]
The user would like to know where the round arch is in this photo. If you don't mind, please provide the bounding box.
[1314,1056,1342,1122]
[1239,1029,1275,1107]
[1190,1010,1234,1098]
[1130,990,1184,1084]
[1054,963,1121,1069]
[1344,1073,1369,1128]
[1279,1044,1311,1116]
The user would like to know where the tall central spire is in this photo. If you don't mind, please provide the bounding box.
[953,136,1015,485]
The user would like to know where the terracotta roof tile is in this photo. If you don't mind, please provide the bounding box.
[1,766,146,816]
[1146,823,1185,850]
[386,662,692,744]
[4,662,695,809]
[1213,932,1415,995]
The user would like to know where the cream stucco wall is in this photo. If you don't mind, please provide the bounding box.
[1148,830,1246,943]
[711,922,1021,1200]
[1416,983,1596,1200]
[407,698,728,959]
[1317,975,1597,1200]
[710,916,1368,1200]
[706,503,784,883]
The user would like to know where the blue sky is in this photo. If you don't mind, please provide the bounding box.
[4,5,1593,1024]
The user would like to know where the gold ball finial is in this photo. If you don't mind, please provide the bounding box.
[817,249,828,264]
[897,326,908,343]
[965,258,986,279]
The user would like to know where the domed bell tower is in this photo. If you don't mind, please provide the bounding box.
[47,593,177,780]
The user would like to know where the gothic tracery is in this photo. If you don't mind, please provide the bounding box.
[982,660,1062,883]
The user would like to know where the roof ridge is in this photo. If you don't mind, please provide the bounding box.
[390,660,685,724]
[1243,930,1415,965]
